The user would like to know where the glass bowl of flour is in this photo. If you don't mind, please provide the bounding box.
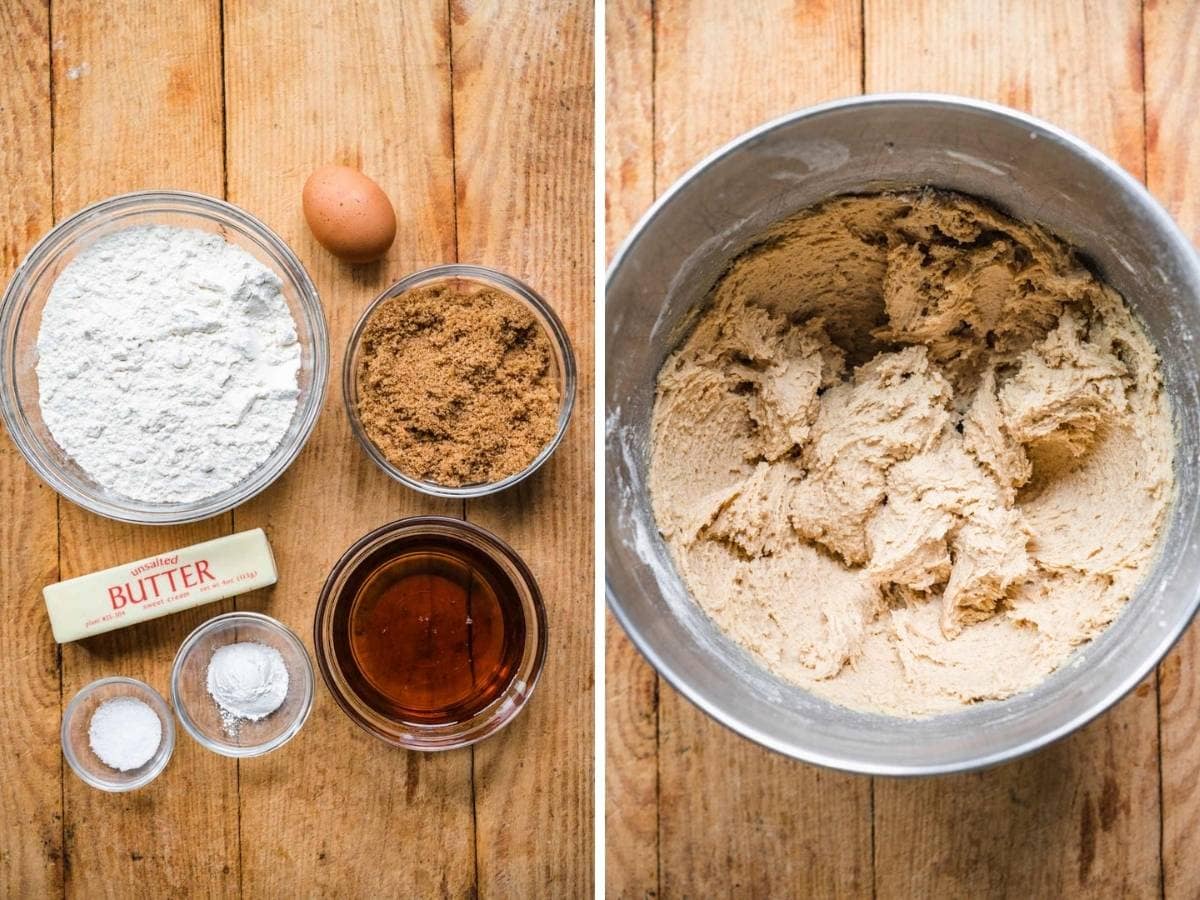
[171,611,314,757]
[0,191,328,524]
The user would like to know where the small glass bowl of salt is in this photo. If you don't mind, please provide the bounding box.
[171,611,314,757]
[61,677,175,791]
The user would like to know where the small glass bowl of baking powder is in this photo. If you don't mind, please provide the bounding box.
[171,611,314,757]
[343,264,576,498]
[61,677,175,792]
[0,190,328,525]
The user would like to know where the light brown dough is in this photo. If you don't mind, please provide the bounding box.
[650,190,1174,717]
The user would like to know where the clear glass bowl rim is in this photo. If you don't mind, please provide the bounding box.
[170,610,315,758]
[0,189,330,525]
[342,263,576,498]
[61,676,176,792]
[313,515,549,750]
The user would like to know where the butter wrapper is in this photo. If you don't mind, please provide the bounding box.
[43,528,277,643]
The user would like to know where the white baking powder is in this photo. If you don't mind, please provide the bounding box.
[206,641,289,734]
[88,696,162,771]
[37,225,301,503]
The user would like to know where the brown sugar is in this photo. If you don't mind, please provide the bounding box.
[355,281,561,486]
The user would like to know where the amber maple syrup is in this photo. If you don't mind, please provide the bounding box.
[330,532,526,725]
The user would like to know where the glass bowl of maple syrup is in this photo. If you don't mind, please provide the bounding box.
[313,516,548,750]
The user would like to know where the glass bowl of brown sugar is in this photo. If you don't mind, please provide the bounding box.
[343,264,576,498]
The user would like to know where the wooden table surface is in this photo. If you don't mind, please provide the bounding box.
[605,1,1199,896]
[0,1,593,896]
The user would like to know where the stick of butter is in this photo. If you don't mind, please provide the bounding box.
[43,529,278,643]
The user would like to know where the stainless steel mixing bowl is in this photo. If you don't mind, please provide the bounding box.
[606,94,1200,775]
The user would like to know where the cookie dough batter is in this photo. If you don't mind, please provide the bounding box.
[650,191,1174,717]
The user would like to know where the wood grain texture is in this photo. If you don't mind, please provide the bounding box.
[875,711,1160,898]
[658,685,874,898]
[451,0,595,895]
[51,1,241,895]
[864,0,1147,178]
[865,1,1160,896]
[604,617,657,900]
[654,0,863,185]
[604,0,659,897]
[1146,1,1200,897]
[0,0,591,895]
[223,1,474,896]
[605,0,655,250]
[0,2,59,895]
[646,2,873,897]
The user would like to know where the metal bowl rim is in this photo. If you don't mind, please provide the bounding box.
[604,92,1200,776]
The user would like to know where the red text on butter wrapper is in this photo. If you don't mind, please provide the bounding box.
[106,560,216,609]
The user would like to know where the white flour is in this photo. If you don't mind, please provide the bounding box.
[206,641,289,734]
[37,225,301,503]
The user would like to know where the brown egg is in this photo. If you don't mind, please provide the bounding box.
[302,165,396,263]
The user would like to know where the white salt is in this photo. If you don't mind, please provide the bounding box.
[88,697,161,771]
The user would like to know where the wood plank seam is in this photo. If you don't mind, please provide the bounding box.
[649,3,663,897]
[1143,3,1168,894]
[49,0,64,886]
[445,0,462,271]
[56,510,64,900]
[654,675,661,900]
[1139,0,1149,186]
[858,0,866,101]
[45,0,65,886]
[1150,3,1197,890]
[444,2,479,897]
[868,778,876,900]
[1137,5,1168,898]
[218,0,228,202]
[1148,3,1200,889]
[217,2,246,895]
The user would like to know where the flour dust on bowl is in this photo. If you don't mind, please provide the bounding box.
[605,94,1200,775]
[0,191,329,525]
